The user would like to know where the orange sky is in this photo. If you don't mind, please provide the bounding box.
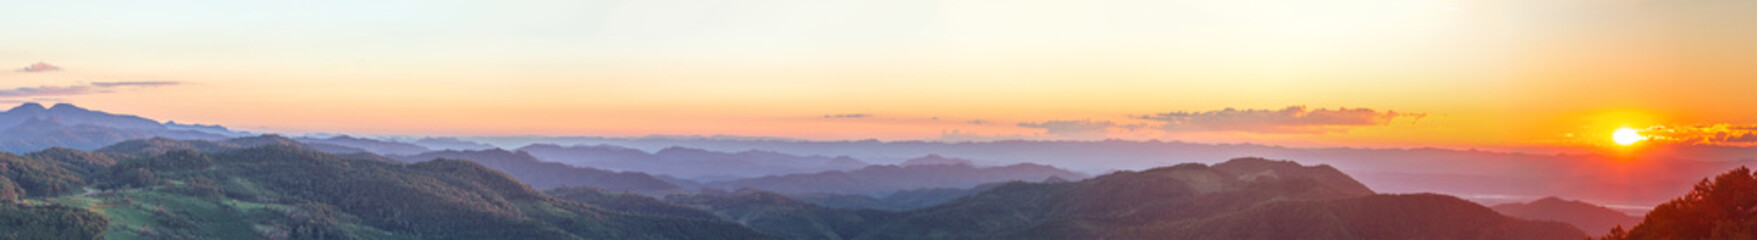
[4,0,1756,151]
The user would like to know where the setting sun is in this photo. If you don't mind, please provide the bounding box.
[1613,128,1646,146]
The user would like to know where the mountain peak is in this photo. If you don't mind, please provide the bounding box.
[7,102,46,113]
[47,103,85,111]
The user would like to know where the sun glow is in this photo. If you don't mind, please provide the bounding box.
[1613,127,1646,146]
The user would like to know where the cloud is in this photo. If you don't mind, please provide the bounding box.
[823,113,871,119]
[1018,120,1114,139]
[92,81,181,87]
[1627,124,1757,146]
[0,85,98,98]
[15,62,61,73]
[1136,106,1425,134]
[0,81,184,99]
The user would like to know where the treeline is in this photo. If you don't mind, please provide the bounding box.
[0,203,107,240]
[1596,167,1757,239]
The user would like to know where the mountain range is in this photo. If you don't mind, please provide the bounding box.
[0,136,1615,239]
[1494,196,1642,235]
[16,138,775,239]
[462,135,1757,211]
[701,155,1087,196]
[651,158,1587,239]
[518,144,870,181]
[0,103,229,153]
[0,102,1726,213]
[395,149,684,193]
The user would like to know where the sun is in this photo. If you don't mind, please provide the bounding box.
[1612,127,1646,145]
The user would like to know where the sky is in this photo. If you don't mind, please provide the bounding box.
[4,0,1757,151]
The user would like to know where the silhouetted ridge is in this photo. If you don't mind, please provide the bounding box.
[1493,196,1639,234]
[1597,167,1757,240]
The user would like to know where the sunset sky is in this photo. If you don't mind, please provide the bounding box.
[4,0,1757,151]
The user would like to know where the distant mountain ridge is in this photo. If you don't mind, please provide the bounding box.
[297,135,431,155]
[397,149,684,193]
[0,103,237,153]
[702,155,1088,196]
[518,144,870,180]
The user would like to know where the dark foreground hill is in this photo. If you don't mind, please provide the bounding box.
[1597,166,1757,240]
[8,138,776,239]
[1494,197,1641,235]
[857,159,1583,239]
[621,158,1585,240]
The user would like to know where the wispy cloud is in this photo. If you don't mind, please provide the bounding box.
[15,62,61,73]
[1018,120,1114,139]
[0,81,184,98]
[0,85,98,98]
[823,113,871,119]
[1136,106,1425,134]
[92,81,181,87]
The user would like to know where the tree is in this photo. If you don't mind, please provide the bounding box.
[1604,167,1757,239]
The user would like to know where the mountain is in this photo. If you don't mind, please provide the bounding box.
[24,147,119,176]
[629,158,1582,240]
[0,103,231,153]
[856,158,1584,239]
[0,203,108,239]
[790,182,1009,211]
[163,121,247,137]
[93,135,368,158]
[702,155,1088,196]
[1494,197,1641,235]
[665,189,905,240]
[412,137,497,151]
[0,152,85,198]
[482,136,1757,209]
[1596,167,1757,240]
[544,187,724,220]
[1211,157,1376,196]
[35,139,779,239]
[1109,194,1587,239]
[899,154,974,166]
[518,144,869,180]
[397,149,683,193]
[297,135,431,155]
[0,103,162,130]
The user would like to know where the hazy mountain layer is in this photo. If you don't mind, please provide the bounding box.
[0,103,230,153]
[296,135,432,155]
[518,144,869,180]
[704,156,1085,196]
[1494,197,1641,235]
[398,149,684,193]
